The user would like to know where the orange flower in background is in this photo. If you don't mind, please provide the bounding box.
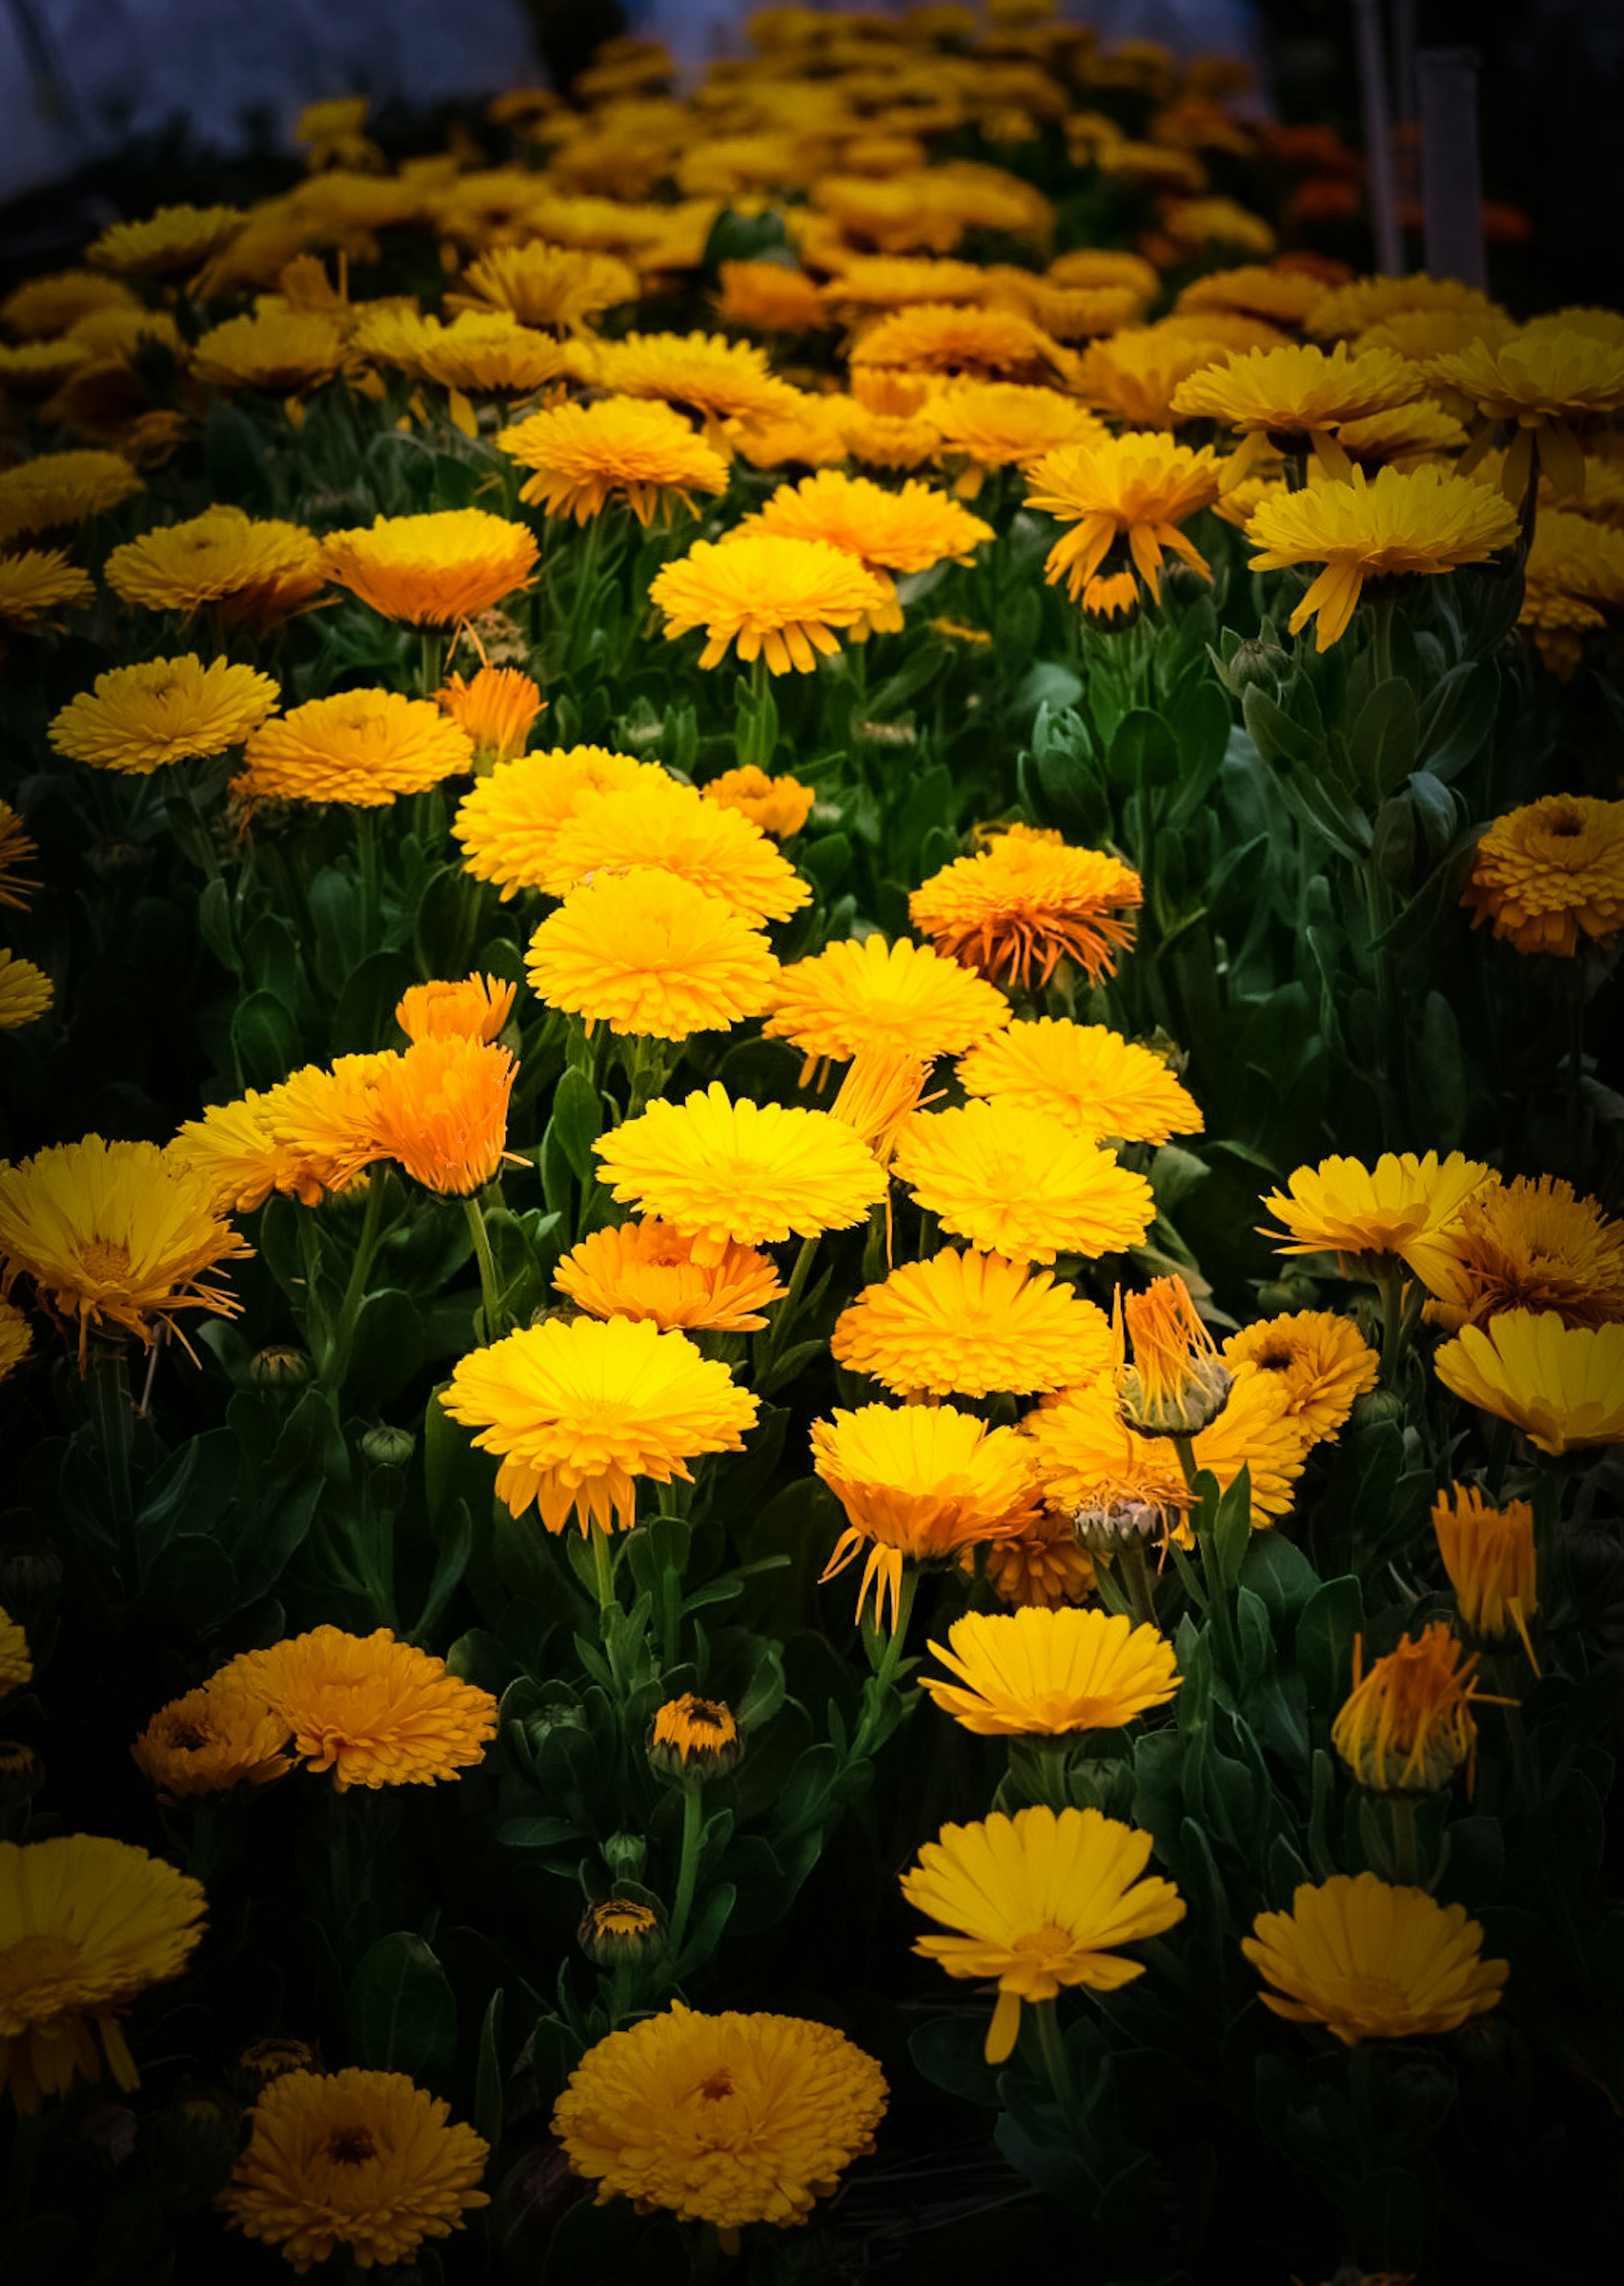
[219,1627,497,1789]
[319,510,538,626]
[498,397,730,527]
[554,1220,785,1333]
[395,974,516,1045]
[1462,794,1624,956]
[714,259,830,332]
[764,933,1009,1072]
[453,745,666,899]
[910,825,1143,990]
[701,766,815,838]
[436,667,544,770]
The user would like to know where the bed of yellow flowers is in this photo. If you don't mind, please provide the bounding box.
[1,7,1622,2281]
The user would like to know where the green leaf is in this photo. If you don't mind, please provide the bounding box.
[332,949,417,1056]
[1212,1465,1252,1589]
[198,876,239,973]
[231,987,300,1090]
[548,1066,603,1184]
[1417,657,1499,781]
[1296,1575,1364,1717]
[345,1288,425,1407]
[909,2011,1001,2109]
[474,1988,505,2157]
[348,1932,457,2083]
[1243,683,1326,773]
[1107,706,1180,795]
[140,1533,237,1631]
[1347,676,1419,800]
[1240,1530,1321,1626]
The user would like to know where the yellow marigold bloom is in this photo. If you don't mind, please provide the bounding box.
[410,310,575,396]
[984,275,1147,343]
[833,1246,1113,1400]
[1426,327,1624,501]
[1116,1274,1233,1437]
[48,655,277,777]
[260,1053,398,1200]
[553,2003,885,2250]
[0,449,140,544]
[0,338,89,393]
[0,950,51,1030]
[850,301,1067,386]
[191,309,348,393]
[814,1400,1040,1630]
[1026,1366,1308,1529]
[238,690,472,807]
[1335,400,1470,472]
[1177,264,1324,326]
[220,2066,488,2273]
[1462,793,1624,956]
[130,1682,293,1804]
[0,802,39,912]
[1222,1310,1378,1443]
[167,1092,305,1215]
[436,666,543,771]
[1434,1309,1624,1457]
[1159,196,1277,258]
[1024,433,1222,604]
[1172,340,1423,467]
[442,1313,757,1532]
[1048,248,1161,299]
[901,1805,1185,2063]
[927,380,1103,476]
[594,330,802,425]
[1074,327,1221,430]
[741,467,994,577]
[910,827,1143,990]
[87,202,242,274]
[1,268,140,338]
[594,1083,886,1265]
[0,1833,206,2113]
[714,259,830,333]
[702,765,815,838]
[0,1602,32,1693]
[921,1607,1179,1736]
[554,1220,784,1333]
[650,532,891,675]
[837,400,944,472]
[1245,464,1520,651]
[527,868,779,1041]
[1514,508,1624,671]
[1424,1173,1624,1331]
[1262,1151,1493,1293]
[648,1694,741,1778]
[396,973,516,1045]
[541,778,810,926]
[0,1297,31,1387]
[1243,1873,1506,2045]
[1307,272,1503,343]
[1352,305,1515,365]
[219,1627,497,1790]
[730,389,859,472]
[365,1036,517,1195]
[818,254,990,316]
[0,1135,250,1366]
[1432,1485,1538,1659]
[450,241,638,330]
[453,745,664,897]
[318,509,536,628]
[765,933,1007,1073]
[498,396,729,528]
[893,1099,1154,1267]
[956,1017,1201,1145]
[0,548,95,632]
[1333,1624,1494,1792]
[978,1506,1097,1610]
[104,505,324,626]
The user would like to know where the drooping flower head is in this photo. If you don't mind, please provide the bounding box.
[395,973,517,1045]
[498,396,730,525]
[909,826,1143,990]
[104,505,324,625]
[365,1036,519,1195]
[765,933,1009,1076]
[956,1017,1202,1144]
[1424,327,1624,501]
[453,745,667,899]
[1331,1624,1499,1793]
[1432,1484,1538,1661]
[526,869,779,1041]
[594,330,804,425]
[49,656,279,775]
[1261,1150,1492,1293]
[1243,1873,1507,2044]
[1432,1310,1624,1456]
[650,533,891,673]
[436,667,544,771]
[1115,1274,1233,1437]
[891,1099,1155,1267]
[1462,794,1624,956]
[190,308,349,393]
[87,202,244,274]
[237,690,473,806]
[318,510,537,626]
[1221,1310,1379,1443]
[216,1627,497,1790]
[1023,433,1223,608]
[554,1221,785,1333]
[832,1247,1113,1400]
[920,1607,1180,1736]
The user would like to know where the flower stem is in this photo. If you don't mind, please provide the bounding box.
[353,808,381,948]
[1032,1996,1077,2116]
[849,1564,918,1766]
[1387,1791,1423,1888]
[463,1190,504,1342]
[326,1170,390,1383]
[667,1777,705,1962]
[420,626,446,698]
[591,1524,618,1620]
[1374,1260,1405,1388]
[758,1232,820,1388]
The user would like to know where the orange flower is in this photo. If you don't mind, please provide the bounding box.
[319,510,537,627]
[395,974,516,1044]
[910,825,1142,990]
[366,1037,518,1195]
[436,668,543,770]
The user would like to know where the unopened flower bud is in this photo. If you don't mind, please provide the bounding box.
[647,1693,742,1782]
[1350,1388,1407,1431]
[602,1830,648,1883]
[1073,1497,1165,1554]
[151,2085,242,2210]
[0,1546,62,1628]
[360,1423,414,1471]
[252,1344,310,1390]
[0,1739,43,1796]
[233,2037,320,2099]
[1064,1754,1136,1821]
[1226,637,1289,695]
[579,1896,665,1968]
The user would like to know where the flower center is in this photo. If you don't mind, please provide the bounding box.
[1342,1973,1411,2018]
[169,1718,213,1751]
[1255,1346,1295,1371]
[326,2127,377,2165]
[80,1237,132,1282]
[696,2069,734,2102]
[0,1932,83,2007]
[1544,808,1583,838]
[1012,1920,1079,1972]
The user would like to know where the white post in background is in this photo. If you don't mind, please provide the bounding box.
[1418,48,1487,289]
[1351,0,1404,277]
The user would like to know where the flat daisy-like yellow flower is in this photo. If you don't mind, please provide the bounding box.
[649,533,891,673]
[452,745,664,897]
[594,329,803,424]
[1462,793,1624,955]
[1222,1309,1379,1443]
[0,548,95,632]
[1172,340,1424,477]
[318,510,537,626]
[449,240,639,329]
[910,827,1143,990]
[554,1220,785,1333]
[1077,327,1234,430]
[0,448,142,542]
[765,933,1008,1071]
[892,1099,1155,1266]
[1244,1873,1505,2045]
[498,396,730,526]
[104,505,323,624]
[956,1017,1202,1143]
[1024,433,1222,604]
[191,309,349,393]
[0,949,52,1030]
[540,776,809,926]
[740,468,994,576]
[87,202,243,275]
[49,655,279,775]
[1306,272,1505,342]
[1433,1309,1624,1456]
[920,1606,1180,1735]
[832,1246,1113,1399]
[1262,1150,1493,1293]
[1423,1173,1624,1331]
[927,380,1104,475]
[526,868,779,1041]
[1425,327,1624,500]
[1,268,141,338]
[849,301,1067,385]
[1029,1362,1310,1526]
[701,765,815,839]
[238,690,472,806]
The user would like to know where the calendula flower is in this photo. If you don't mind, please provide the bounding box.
[442,1313,757,1532]
[702,765,815,838]
[1433,1309,1624,1456]
[1177,264,1324,326]
[190,309,348,393]
[0,548,96,632]
[498,397,730,527]
[593,1083,887,1265]
[1222,1310,1379,1443]
[892,1099,1154,1267]
[579,1897,664,1967]
[1514,508,1624,673]
[927,380,1103,477]
[1243,1873,1507,2045]
[922,1607,1179,1736]
[714,259,830,333]
[103,505,324,624]
[1048,247,1161,297]
[541,778,810,926]
[1335,399,1471,471]
[217,1627,497,1790]
[818,255,988,318]
[219,2067,489,2274]
[1159,196,1278,258]
[130,1681,294,1804]
[1,267,140,338]
[0,448,142,542]
[450,240,638,329]
[0,803,38,912]
[1262,1151,1493,1293]
[436,666,543,770]
[1023,434,1223,605]
[978,1506,1097,1610]
[650,533,891,674]
[956,1018,1202,1145]
[318,510,537,627]
[553,2004,886,2250]
[1074,328,1220,431]
[366,1036,518,1195]
[1026,1367,1308,1530]
[0,951,51,1030]
[453,746,661,897]
[1424,1173,1624,1331]
[237,690,472,806]
[740,467,994,581]
[833,1247,1112,1400]
[648,1694,742,1778]
[554,1220,784,1333]
[1462,793,1624,956]
[1307,272,1503,343]
[0,336,95,394]
[1173,340,1424,475]
[850,302,1066,385]
[910,826,1143,990]
[1426,327,1624,502]
[48,655,278,776]
[765,933,1007,1074]
[527,869,779,1041]
[0,1136,250,1366]
[1116,1274,1233,1437]
[87,202,243,274]
[407,310,576,396]
[395,973,516,1045]
[0,1834,207,2112]
[814,1401,1040,1631]
[1332,1624,1494,1793]
[0,1603,32,1694]
[901,1805,1185,2063]
[1245,464,1520,651]
[1432,1485,1538,1660]
[595,330,802,425]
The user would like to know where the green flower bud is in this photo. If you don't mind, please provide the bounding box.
[602,1830,648,1884]
[579,1896,665,1969]
[252,1344,311,1389]
[360,1423,415,1471]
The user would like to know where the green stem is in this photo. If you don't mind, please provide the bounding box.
[1115,1537,1159,1632]
[326,1171,390,1383]
[354,808,381,948]
[591,1525,619,1621]
[1368,594,1395,687]
[758,1232,820,1386]
[463,1191,504,1343]
[667,1777,705,1961]
[420,626,446,698]
[1032,1996,1078,2116]
[1387,1792,1423,1888]
[1362,861,1404,1148]
[1374,1261,1405,1389]
[848,1564,918,1766]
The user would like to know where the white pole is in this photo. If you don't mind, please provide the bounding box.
[1351,0,1405,277]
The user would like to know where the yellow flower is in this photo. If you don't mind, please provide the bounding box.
[366,1036,518,1196]
[0,1135,250,1366]
[1433,1309,1624,1456]
[977,1506,1097,1610]
[453,744,665,897]
[892,1099,1154,1266]
[849,301,1067,385]
[702,765,815,838]
[1177,263,1325,326]
[552,2003,886,2249]
[765,933,1007,1074]
[0,448,141,543]
[1332,1624,1493,1792]
[190,309,349,393]
[219,2066,488,2273]
[1335,399,1471,471]
[1462,794,1624,956]
[714,259,830,333]
[436,666,543,769]
[1075,327,1226,430]
[927,379,1104,476]
[1222,1310,1379,1443]
[1307,272,1504,343]
[1245,464,1520,651]
[1048,247,1161,299]
[1023,433,1222,604]
[48,655,278,776]
[400,309,575,396]
[1262,1151,1494,1292]
[130,1682,294,1804]
[814,1401,1040,1631]
[1352,304,1514,363]
[104,505,324,626]
[1173,339,1423,472]
[0,1602,32,1694]
[395,973,516,1045]
[87,203,243,274]
[0,950,52,1030]
[1424,1173,1624,1331]
[1026,1365,1310,1529]
[900,1805,1185,2063]
[0,802,40,912]
[541,776,810,927]
[595,330,802,424]
[833,1246,1112,1400]
[956,1017,1201,1145]
[740,467,994,578]
[1116,1274,1233,1437]
[498,396,730,527]
[910,826,1143,990]
[1432,1485,1538,1659]
[921,1607,1179,1736]
[218,1627,497,1790]
[527,868,779,1041]
[0,1833,207,2112]
[318,509,537,627]
[1,268,141,338]
[554,1220,784,1333]
[1159,197,1278,258]
[649,1694,741,1777]
[238,690,472,806]
[1243,1873,1506,2044]
[818,254,990,316]
[0,548,96,632]
[1426,327,1624,501]
[259,1053,401,1200]
[441,1313,758,1532]
[450,241,638,329]
[650,533,891,674]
